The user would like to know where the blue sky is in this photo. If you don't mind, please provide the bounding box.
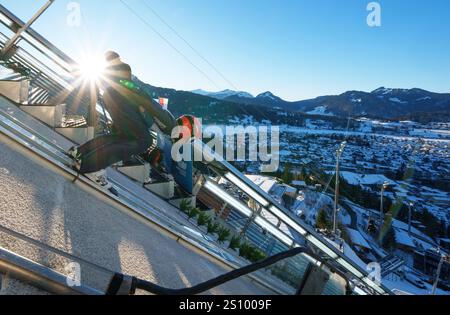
[2,0,450,100]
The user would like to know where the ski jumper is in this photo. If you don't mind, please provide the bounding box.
[77,62,155,174]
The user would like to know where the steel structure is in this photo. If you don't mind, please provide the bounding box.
[0,3,391,295]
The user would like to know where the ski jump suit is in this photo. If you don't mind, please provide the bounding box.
[77,61,155,174]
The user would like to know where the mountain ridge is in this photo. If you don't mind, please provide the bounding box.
[193,86,450,119]
[137,77,449,122]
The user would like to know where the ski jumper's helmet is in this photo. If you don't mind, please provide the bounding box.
[176,115,201,140]
[145,147,162,167]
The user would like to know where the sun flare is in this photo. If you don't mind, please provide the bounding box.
[78,54,107,83]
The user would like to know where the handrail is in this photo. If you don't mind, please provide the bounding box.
[0,102,292,295]
[130,246,351,295]
[0,5,95,121]
[0,222,347,296]
[0,4,390,295]
[0,3,76,72]
[1,1,55,58]
[0,246,102,295]
[197,141,392,295]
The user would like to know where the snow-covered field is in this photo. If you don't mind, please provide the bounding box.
[336,172,394,186]
[306,106,335,116]
[383,277,448,296]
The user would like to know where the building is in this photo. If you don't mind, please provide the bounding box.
[413,249,449,283]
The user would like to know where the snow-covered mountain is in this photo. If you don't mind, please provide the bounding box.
[294,87,450,119]
[192,88,287,107]
[140,77,450,122]
[220,90,288,108]
[256,91,282,101]
[191,89,253,100]
[193,86,450,120]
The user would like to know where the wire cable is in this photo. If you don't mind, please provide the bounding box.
[122,0,274,122]
[119,0,221,90]
[142,0,238,91]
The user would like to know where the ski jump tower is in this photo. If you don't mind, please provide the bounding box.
[0,3,391,295]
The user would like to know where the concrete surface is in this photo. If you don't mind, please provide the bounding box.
[0,277,49,295]
[0,138,273,295]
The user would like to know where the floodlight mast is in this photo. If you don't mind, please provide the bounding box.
[408,202,414,236]
[377,181,390,245]
[1,0,56,57]
[380,181,389,223]
[431,253,448,295]
[333,141,347,236]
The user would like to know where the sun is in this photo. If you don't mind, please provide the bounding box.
[78,53,107,84]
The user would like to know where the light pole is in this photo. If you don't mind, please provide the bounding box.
[333,141,347,236]
[379,181,389,226]
[431,253,448,295]
[408,202,414,236]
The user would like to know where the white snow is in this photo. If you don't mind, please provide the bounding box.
[291,191,334,226]
[236,91,254,98]
[245,174,278,194]
[340,241,368,269]
[409,129,450,139]
[416,96,432,101]
[339,171,395,186]
[339,209,352,226]
[191,89,254,99]
[257,92,277,100]
[383,277,448,295]
[392,220,434,244]
[323,237,368,270]
[389,97,408,104]
[347,228,372,249]
[394,228,416,248]
[306,106,334,116]
[280,125,450,143]
[373,87,394,95]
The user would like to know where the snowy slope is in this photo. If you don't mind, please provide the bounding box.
[339,172,395,186]
[191,89,253,99]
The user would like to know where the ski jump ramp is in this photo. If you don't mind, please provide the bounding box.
[0,3,390,295]
[0,96,276,295]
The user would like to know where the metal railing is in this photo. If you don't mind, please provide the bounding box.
[0,3,391,295]
[0,4,95,123]
[196,141,392,295]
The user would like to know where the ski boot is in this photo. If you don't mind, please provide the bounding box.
[85,169,119,197]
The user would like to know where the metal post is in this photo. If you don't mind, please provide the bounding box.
[380,186,384,224]
[377,182,389,245]
[219,202,228,219]
[240,207,262,238]
[1,0,56,57]
[333,151,340,235]
[431,254,445,295]
[333,142,346,236]
[380,181,389,226]
[408,203,413,236]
